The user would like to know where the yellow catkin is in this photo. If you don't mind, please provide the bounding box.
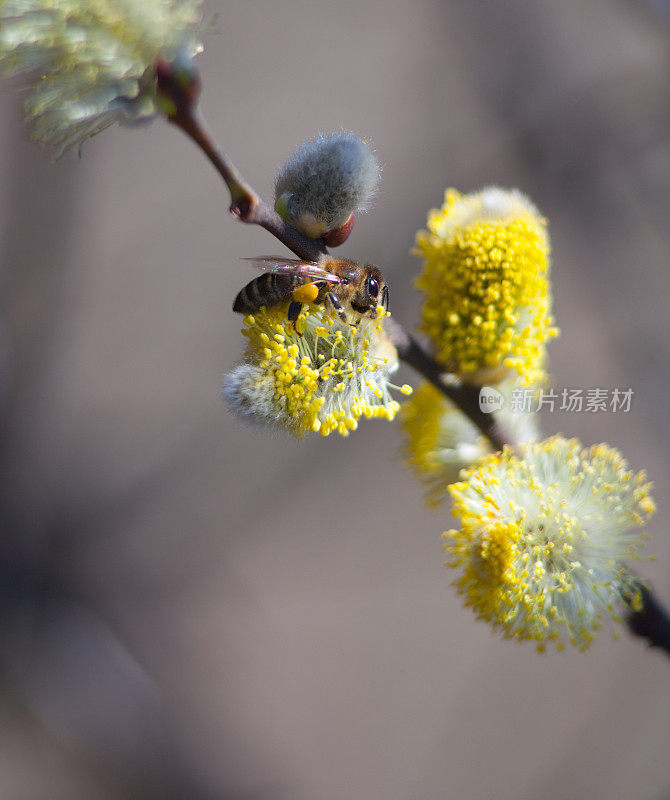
[0,0,203,155]
[227,304,404,437]
[414,187,558,386]
[444,435,655,651]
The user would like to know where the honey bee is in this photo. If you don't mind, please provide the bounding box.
[232,256,390,324]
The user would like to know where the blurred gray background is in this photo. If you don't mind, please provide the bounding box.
[1,1,669,798]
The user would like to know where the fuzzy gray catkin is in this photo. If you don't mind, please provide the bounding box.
[274,131,381,238]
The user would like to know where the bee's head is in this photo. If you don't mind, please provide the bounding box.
[352,264,388,317]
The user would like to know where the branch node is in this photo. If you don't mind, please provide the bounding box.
[230,195,257,221]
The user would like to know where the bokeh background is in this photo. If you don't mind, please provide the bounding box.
[1,1,669,798]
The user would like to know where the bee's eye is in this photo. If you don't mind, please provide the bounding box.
[366,276,379,298]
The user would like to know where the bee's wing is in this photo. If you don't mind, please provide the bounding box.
[243,257,342,284]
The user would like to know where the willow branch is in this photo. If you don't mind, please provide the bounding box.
[155,59,326,263]
[156,58,670,660]
[155,62,506,452]
[385,317,508,452]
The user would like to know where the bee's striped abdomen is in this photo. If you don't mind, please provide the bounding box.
[233,273,296,314]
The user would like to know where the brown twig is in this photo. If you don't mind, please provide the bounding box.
[385,317,508,452]
[626,581,670,657]
[155,59,326,263]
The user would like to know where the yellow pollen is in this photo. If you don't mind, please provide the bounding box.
[292,283,320,304]
[414,188,558,386]
[443,435,655,651]
[234,304,406,437]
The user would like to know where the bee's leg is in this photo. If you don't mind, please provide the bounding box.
[325,292,350,325]
[288,301,303,323]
